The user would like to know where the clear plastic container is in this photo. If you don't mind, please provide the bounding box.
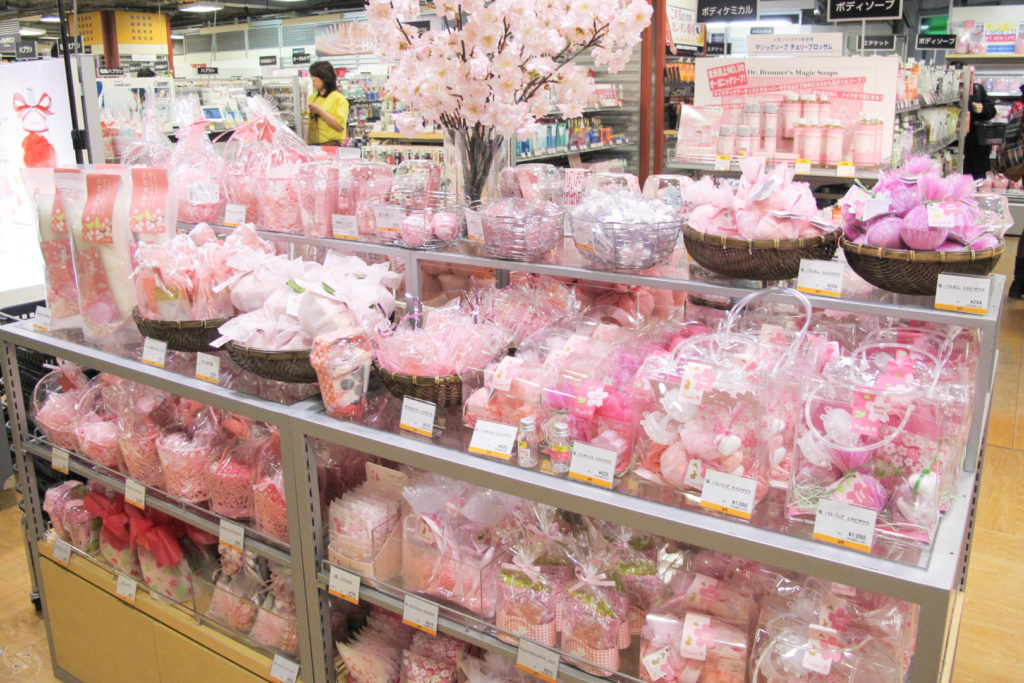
[467,198,564,261]
[370,190,463,249]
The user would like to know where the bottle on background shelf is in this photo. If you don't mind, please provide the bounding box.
[735,125,752,157]
[801,94,820,126]
[717,124,735,156]
[803,122,823,164]
[824,119,844,166]
[782,93,800,138]
[793,118,807,160]
[762,124,778,156]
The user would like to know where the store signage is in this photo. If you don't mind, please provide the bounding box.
[797,259,845,297]
[934,274,991,315]
[328,565,360,604]
[259,55,277,66]
[697,0,757,21]
[828,0,902,22]
[0,35,15,53]
[750,27,774,34]
[399,397,436,437]
[15,41,35,59]
[293,53,311,65]
[700,469,758,519]
[749,33,843,56]
[859,35,896,50]
[56,36,83,53]
[916,34,956,50]
[98,67,125,76]
[197,66,218,75]
[667,0,702,50]
[707,33,727,55]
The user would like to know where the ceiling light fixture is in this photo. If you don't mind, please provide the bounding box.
[170,33,184,39]
[19,27,46,36]
[179,2,223,12]
[40,15,61,23]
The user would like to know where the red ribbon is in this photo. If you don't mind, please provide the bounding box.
[84,490,135,551]
[13,92,54,119]
[130,510,184,568]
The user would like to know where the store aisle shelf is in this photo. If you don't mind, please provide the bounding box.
[24,440,292,566]
[516,140,633,162]
[665,157,882,181]
[368,131,444,142]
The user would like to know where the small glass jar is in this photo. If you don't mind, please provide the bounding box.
[517,416,539,469]
[548,421,571,476]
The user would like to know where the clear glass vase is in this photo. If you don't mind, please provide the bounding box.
[444,126,510,204]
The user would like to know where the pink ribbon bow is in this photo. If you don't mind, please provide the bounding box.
[501,556,542,585]
[569,568,615,595]
[13,92,54,119]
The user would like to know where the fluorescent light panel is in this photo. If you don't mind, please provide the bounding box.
[180,2,224,13]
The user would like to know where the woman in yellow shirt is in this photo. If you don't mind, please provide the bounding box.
[307,61,349,146]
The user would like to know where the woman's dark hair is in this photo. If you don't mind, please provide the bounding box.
[309,61,337,94]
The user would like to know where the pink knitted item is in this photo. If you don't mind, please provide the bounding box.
[254,474,289,542]
[118,430,164,488]
[207,451,255,519]
[156,432,213,503]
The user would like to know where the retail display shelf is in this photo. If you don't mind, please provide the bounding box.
[666,158,882,181]
[918,136,959,156]
[368,131,444,142]
[896,96,962,114]
[37,540,282,679]
[24,440,292,566]
[946,53,1024,63]
[316,565,631,683]
[516,141,632,162]
[987,92,1023,98]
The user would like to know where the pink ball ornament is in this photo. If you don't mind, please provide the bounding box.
[401,214,432,248]
[430,211,460,242]
[864,216,905,249]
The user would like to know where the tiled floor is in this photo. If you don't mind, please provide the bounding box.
[1,241,1021,682]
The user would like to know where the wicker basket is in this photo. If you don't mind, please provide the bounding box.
[682,225,841,281]
[132,308,230,353]
[375,363,463,407]
[226,343,317,383]
[841,237,1005,295]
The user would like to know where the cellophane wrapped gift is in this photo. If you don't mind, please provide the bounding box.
[21,168,81,329]
[155,410,223,504]
[253,441,289,542]
[686,548,792,601]
[44,481,86,541]
[602,523,668,635]
[496,536,558,647]
[457,651,534,682]
[32,364,90,451]
[394,159,442,194]
[207,416,277,519]
[749,616,900,682]
[136,515,217,603]
[399,631,467,683]
[401,474,516,618]
[222,96,286,225]
[524,503,573,635]
[45,482,100,553]
[311,329,373,418]
[633,331,769,507]
[471,276,578,348]
[168,95,226,224]
[337,610,413,683]
[338,160,394,237]
[296,161,340,239]
[73,377,124,471]
[124,166,177,264]
[639,609,748,683]
[122,98,174,168]
[661,571,758,630]
[55,167,141,348]
[561,530,628,677]
[787,344,945,549]
[247,564,300,656]
[207,569,262,633]
[84,489,143,579]
[328,463,405,580]
[115,381,176,488]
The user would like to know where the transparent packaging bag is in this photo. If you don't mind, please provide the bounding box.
[21,168,81,329]
[168,95,226,224]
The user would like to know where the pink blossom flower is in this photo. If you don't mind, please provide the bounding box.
[694,623,717,648]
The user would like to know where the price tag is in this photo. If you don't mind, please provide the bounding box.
[516,639,560,683]
[115,574,138,603]
[934,274,991,316]
[328,565,361,604]
[927,202,956,228]
[286,294,302,317]
[141,337,168,368]
[373,205,403,232]
[187,182,220,205]
[32,306,51,332]
[124,479,146,510]
[468,420,518,460]
[699,469,757,520]
[796,259,845,298]
[53,539,72,566]
[795,159,812,175]
[195,352,221,384]
[802,625,841,675]
[51,446,70,474]
[223,203,247,228]
[269,655,300,683]
[218,519,245,552]
[402,594,439,635]
[714,155,731,171]
[465,211,484,243]
[836,161,855,178]
[332,214,358,240]
[860,193,891,221]
[813,498,876,553]
[399,397,436,437]
[568,441,617,489]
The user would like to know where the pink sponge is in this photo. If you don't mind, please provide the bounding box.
[865,216,905,249]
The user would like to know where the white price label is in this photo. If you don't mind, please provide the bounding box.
[714,155,731,171]
[802,625,841,675]
[53,539,72,565]
[568,441,617,489]
[796,259,845,298]
[269,655,300,683]
[813,498,876,553]
[32,306,51,332]
[223,203,247,227]
[373,205,403,232]
[187,182,220,205]
[124,479,146,510]
[934,274,991,316]
[141,337,168,368]
[115,574,138,603]
[328,565,361,604]
[836,161,855,178]
[491,356,523,392]
[468,420,518,460]
[516,639,560,683]
[51,446,69,474]
[399,397,436,437]
[641,646,671,681]
[466,211,484,243]
[573,220,594,253]
[402,594,438,635]
[861,193,891,221]
[332,214,358,240]
[218,519,245,552]
[927,202,956,228]
[795,159,812,175]
[699,469,758,520]
[195,352,221,384]
[286,294,302,317]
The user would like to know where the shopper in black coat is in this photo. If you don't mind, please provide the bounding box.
[964,83,997,179]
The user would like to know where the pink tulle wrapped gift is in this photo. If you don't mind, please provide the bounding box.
[254,472,289,542]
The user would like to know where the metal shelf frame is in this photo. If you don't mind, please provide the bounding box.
[0,221,1003,681]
